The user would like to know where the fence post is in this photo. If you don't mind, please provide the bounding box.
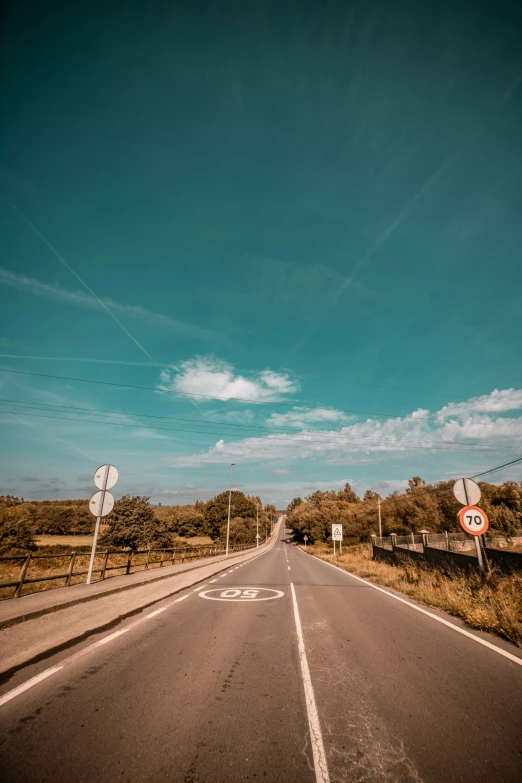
[159,550,165,569]
[420,530,429,549]
[14,554,32,598]
[144,548,151,571]
[65,552,77,586]
[390,533,397,549]
[444,531,449,550]
[125,550,132,575]
[100,550,110,580]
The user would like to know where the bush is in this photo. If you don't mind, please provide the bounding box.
[99,496,172,550]
[0,511,37,555]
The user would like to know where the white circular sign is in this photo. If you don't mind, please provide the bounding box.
[453,478,481,506]
[458,505,489,536]
[89,490,115,517]
[198,587,284,602]
[94,464,119,490]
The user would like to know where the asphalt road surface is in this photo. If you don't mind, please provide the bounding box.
[1,530,521,782]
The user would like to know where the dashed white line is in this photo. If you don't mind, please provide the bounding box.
[290,583,330,783]
[0,591,195,707]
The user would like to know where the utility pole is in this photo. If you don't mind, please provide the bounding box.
[256,504,259,548]
[378,497,382,540]
[225,463,235,557]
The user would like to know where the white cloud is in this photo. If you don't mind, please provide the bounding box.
[267,406,348,428]
[272,469,292,475]
[0,267,224,342]
[437,388,522,420]
[163,388,522,466]
[158,356,298,403]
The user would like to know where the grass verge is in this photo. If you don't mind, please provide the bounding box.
[303,543,522,648]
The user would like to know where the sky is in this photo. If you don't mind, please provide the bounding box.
[1,0,521,508]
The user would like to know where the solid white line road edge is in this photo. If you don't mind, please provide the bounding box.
[301,550,522,667]
[290,582,330,783]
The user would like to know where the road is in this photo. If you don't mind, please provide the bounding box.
[1,528,521,782]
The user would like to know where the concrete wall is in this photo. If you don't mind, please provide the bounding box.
[485,547,522,575]
[424,546,480,576]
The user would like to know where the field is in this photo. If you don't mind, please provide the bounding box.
[304,544,522,647]
[36,535,94,547]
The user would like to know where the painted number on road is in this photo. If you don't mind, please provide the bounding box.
[458,505,489,536]
[198,587,284,602]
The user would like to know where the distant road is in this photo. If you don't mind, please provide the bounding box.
[1,528,521,782]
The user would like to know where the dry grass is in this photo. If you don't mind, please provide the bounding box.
[36,535,94,547]
[305,544,522,648]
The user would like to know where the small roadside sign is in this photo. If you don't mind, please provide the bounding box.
[89,490,115,517]
[453,478,481,506]
[332,525,343,541]
[94,464,119,490]
[458,505,489,536]
[303,534,308,541]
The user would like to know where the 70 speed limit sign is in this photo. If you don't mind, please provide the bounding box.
[458,505,489,536]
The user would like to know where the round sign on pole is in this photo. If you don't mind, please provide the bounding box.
[453,478,481,506]
[89,490,115,517]
[94,464,119,490]
[458,505,488,536]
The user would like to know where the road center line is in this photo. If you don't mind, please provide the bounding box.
[303,551,522,667]
[290,583,330,783]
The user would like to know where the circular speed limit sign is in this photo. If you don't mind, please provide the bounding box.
[458,505,489,536]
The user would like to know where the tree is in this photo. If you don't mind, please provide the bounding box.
[337,483,361,503]
[0,510,37,555]
[407,476,426,493]
[287,497,303,513]
[203,491,257,540]
[363,490,381,503]
[99,496,171,550]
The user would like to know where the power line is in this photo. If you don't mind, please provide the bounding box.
[0,398,520,447]
[471,456,522,479]
[0,407,506,452]
[351,456,522,519]
[1,367,522,428]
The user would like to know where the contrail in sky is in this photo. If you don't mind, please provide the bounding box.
[2,196,156,361]
[285,154,455,360]
[4,410,97,461]
[285,68,522,362]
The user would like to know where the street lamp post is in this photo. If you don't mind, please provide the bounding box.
[225,463,236,557]
[256,504,259,548]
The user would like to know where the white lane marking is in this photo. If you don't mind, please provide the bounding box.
[303,552,522,668]
[288,566,291,571]
[0,666,64,707]
[290,583,330,783]
[99,627,130,645]
[209,578,217,583]
[0,539,281,708]
[146,607,167,619]
[0,590,195,707]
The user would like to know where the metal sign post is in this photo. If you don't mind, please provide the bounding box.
[87,464,118,584]
[453,478,486,576]
[304,534,308,547]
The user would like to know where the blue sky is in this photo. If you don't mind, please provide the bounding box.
[1,0,521,507]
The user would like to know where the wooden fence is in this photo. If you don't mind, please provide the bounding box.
[0,543,251,600]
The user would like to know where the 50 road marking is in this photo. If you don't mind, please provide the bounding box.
[198,587,284,602]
